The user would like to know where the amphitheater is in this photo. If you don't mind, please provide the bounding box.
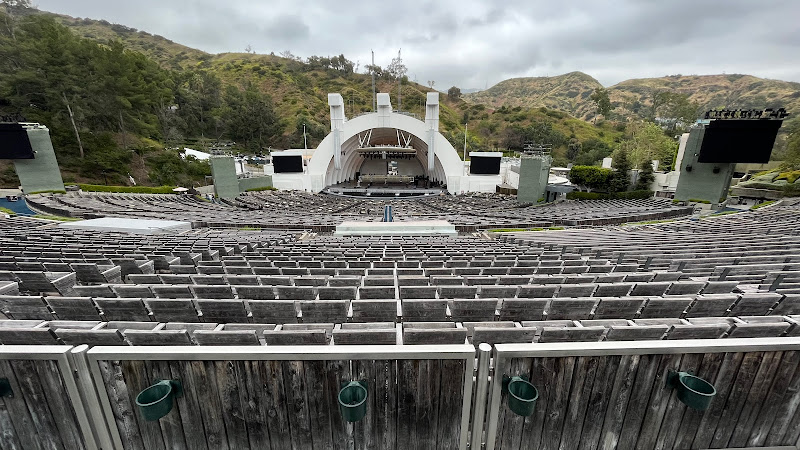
[2,191,800,449]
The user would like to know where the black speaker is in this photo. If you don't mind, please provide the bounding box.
[686,165,692,172]
[713,167,721,174]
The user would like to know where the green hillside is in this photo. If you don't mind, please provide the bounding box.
[464,72,604,120]
[0,7,625,187]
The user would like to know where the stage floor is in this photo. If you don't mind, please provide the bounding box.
[335,220,457,236]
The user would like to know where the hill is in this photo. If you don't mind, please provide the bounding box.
[607,74,800,122]
[464,72,604,120]
[465,72,800,125]
[0,7,622,188]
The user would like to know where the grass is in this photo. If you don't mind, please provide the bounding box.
[244,186,278,192]
[0,206,15,215]
[688,198,712,204]
[488,226,565,232]
[751,200,778,210]
[78,184,177,194]
[33,214,82,222]
[29,189,67,195]
[622,219,679,226]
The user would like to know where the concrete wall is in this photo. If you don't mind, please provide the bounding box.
[517,155,551,203]
[13,127,65,193]
[674,127,735,203]
[237,176,273,192]
[209,156,240,199]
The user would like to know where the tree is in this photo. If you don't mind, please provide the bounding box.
[566,138,581,161]
[387,50,407,109]
[1,0,31,41]
[447,86,462,101]
[590,87,612,121]
[569,166,612,192]
[635,159,655,190]
[618,122,679,170]
[609,148,632,193]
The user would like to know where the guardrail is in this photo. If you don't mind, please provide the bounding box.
[4,339,800,449]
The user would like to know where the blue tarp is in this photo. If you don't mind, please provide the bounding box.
[0,197,36,215]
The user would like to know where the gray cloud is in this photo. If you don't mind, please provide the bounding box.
[36,0,800,89]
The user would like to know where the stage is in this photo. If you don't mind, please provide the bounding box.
[334,220,457,236]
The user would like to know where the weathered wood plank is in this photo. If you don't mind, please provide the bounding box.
[121,359,166,450]
[396,360,417,449]
[303,360,334,450]
[373,360,396,450]
[558,356,600,450]
[634,353,683,450]
[709,351,765,448]
[690,352,745,449]
[541,356,575,450]
[10,359,64,450]
[214,361,250,449]
[188,361,229,450]
[577,355,619,450]
[262,360,291,450]
[324,359,353,450]
[727,351,783,448]
[283,360,313,450]
[352,360,373,450]
[98,360,145,450]
[34,359,86,449]
[652,353,702,450]
[673,351,725,449]
[598,354,640,450]
[747,350,800,446]
[147,360,187,450]
[0,359,40,450]
[418,359,442,448]
[236,360,271,449]
[0,384,22,449]
[498,357,528,450]
[525,357,556,450]
[616,354,661,450]
[167,360,208,450]
[771,351,800,445]
[437,358,465,450]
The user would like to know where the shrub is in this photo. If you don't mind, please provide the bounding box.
[78,184,177,194]
[566,190,653,200]
[245,186,278,192]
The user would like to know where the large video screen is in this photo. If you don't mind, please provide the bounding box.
[0,123,35,159]
[273,154,303,173]
[470,154,501,175]
[697,119,783,164]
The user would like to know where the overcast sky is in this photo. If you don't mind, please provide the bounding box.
[36,0,800,90]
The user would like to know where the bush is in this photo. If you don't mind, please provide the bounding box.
[566,190,653,200]
[688,198,712,204]
[78,184,177,194]
[569,166,613,191]
[245,186,278,192]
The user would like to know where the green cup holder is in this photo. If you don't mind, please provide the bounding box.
[338,381,368,422]
[0,378,12,398]
[136,380,182,421]
[503,375,538,417]
[668,371,716,411]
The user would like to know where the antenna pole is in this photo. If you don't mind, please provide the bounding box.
[371,50,376,111]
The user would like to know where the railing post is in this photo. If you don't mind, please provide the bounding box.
[470,343,492,449]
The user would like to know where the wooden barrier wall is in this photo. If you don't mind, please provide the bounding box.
[487,340,800,450]
[87,346,473,450]
[0,346,94,450]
